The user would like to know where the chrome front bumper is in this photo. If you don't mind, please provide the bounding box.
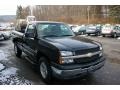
[51,57,105,79]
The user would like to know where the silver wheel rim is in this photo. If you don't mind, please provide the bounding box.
[14,45,17,54]
[40,62,48,79]
[114,34,116,37]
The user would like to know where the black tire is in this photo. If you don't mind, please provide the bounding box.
[39,57,52,83]
[2,35,7,40]
[95,33,98,36]
[96,32,101,36]
[14,43,22,58]
[87,34,90,36]
[3,36,8,40]
[113,33,117,38]
[102,34,105,37]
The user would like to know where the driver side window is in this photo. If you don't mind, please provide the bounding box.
[26,24,34,33]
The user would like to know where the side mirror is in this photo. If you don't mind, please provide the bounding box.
[25,32,35,38]
[70,26,73,30]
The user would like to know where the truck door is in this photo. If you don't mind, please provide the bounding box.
[23,24,37,60]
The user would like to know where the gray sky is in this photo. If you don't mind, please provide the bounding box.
[0,0,17,15]
[0,0,32,15]
[0,0,119,15]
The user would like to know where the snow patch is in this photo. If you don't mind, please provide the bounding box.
[117,37,120,40]
[0,67,32,85]
[1,67,17,75]
[0,50,8,61]
[80,35,87,37]
[0,63,5,71]
[98,36,102,37]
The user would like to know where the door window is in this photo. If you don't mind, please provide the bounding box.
[25,24,35,38]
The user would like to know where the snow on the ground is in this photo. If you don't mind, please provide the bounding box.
[1,67,17,75]
[98,36,102,37]
[0,50,8,61]
[0,67,32,85]
[117,37,120,40]
[0,50,32,85]
[0,63,5,71]
[80,35,87,37]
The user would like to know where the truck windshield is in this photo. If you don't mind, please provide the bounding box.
[36,23,75,38]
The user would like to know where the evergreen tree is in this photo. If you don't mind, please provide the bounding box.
[16,5,23,19]
[109,5,120,23]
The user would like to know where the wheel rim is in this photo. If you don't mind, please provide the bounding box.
[40,62,48,79]
[114,33,117,37]
[14,45,17,54]
[98,32,100,36]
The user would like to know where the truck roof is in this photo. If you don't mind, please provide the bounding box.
[28,21,65,24]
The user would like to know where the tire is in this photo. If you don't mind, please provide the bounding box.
[96,32,101,36]
[81,32,84,35]
[87,34,90,36]
[102,34,105,37]
[113,33,117,38]
[3,36,8,40]
[14,43,22,58]
[39,57,52,83]
[2,35,7,40]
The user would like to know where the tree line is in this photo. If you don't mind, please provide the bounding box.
[16,5,120,24]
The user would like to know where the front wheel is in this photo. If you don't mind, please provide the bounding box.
[14,43,22,58]
[87,34,90,36]
[39,57,52,83]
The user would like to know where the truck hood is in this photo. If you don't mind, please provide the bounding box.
[44,36,99,51]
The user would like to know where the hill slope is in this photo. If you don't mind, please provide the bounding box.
[0,15,16,22]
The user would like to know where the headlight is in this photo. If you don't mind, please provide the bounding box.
[100,46,103,51]
[59,51,74,64]
[93,41,103,51]
[60,58,74,64]
[60,51,73,57]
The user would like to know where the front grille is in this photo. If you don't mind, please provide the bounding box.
[74,47,100,64]
[74,54,100,64]
[75,47,99,55]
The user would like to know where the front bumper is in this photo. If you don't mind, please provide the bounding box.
[51,57,105,79]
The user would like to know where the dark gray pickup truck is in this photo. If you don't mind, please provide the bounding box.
[12,21,105,83]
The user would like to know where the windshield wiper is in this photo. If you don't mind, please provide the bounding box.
[42,35,59,37]
[60,35,73,36]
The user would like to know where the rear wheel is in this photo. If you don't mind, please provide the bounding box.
[102,34,105,37]
[96,32,101,36]
[2,34,7,40]
[39,57,52,83]
[3,36,8,40]
[14,43,22,58]
[81,32,84,35]
[113,33,117,38]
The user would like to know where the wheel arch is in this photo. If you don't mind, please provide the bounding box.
[36,51,51,64]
